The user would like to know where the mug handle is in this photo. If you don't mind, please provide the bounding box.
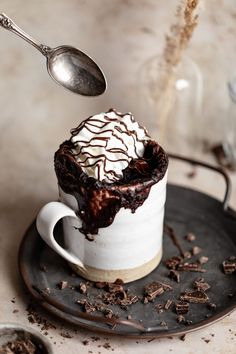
[36,201,85,269]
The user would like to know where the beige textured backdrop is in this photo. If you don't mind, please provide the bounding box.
[0,1,235,354]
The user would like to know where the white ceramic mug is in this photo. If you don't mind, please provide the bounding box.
[36,171,167,283]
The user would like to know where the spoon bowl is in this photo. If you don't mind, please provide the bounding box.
[0,13,106,96]
[47,46,106,96]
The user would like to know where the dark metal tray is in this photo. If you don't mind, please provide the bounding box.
[18,155,236,338]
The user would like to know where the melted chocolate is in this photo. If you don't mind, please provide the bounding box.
[54,139,168,238]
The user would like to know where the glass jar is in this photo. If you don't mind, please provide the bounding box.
[137,55,203,157]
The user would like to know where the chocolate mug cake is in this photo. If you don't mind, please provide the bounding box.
[37,109,168,283]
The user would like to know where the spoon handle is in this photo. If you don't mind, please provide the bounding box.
[0,13,51,56]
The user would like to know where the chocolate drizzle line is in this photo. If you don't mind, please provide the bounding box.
[164,224,185,258]
[55,124,168,237]
[70,108,150,183]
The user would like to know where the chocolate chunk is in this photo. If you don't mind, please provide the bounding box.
[144,282,164,301]
[222,260,236,274]
[193,277,211,292]
[180,290,209,304]
[185,233,196,242]
[165,256,182,270]
[57,281,68,290]
[178,262,206,272]
[175,302,189,315]
[192,246,202,255]
[168,269,180,283]
[198,256,209,264]
[144,281,172,302]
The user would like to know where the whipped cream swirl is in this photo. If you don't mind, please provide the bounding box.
[70,109,150,182]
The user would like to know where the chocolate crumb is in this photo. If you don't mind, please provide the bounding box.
[12,309,19,314]
[79,282,87,294]
[57,281,68,290]
[160,321,167,327]
[175,302,189,315]
[177,315,185,323]
[82,340,89,346]
[192,246,202,255]
[184,251,192,259]
[198,256,209,265]
[155,303,164,313]
[103,342,111,349]
[60,332,73,338]
[180,334,186,341]
[180,290,209,304]
[44,287,51,294]
[168,269,180,283]
[185,233,196,242]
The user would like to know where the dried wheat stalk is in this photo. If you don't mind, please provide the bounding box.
[156,0,200,144]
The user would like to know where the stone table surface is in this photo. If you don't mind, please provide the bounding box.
[0,1,235,353]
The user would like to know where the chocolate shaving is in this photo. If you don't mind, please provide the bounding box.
[164,224,185,257]
[0,339,37,354]
[193,277,210,292]
[164,299,173,310]
[144,282,164,301]
[178,262,206,272]
[164,256,183,270]
[144,281,172,302]
[168,269,180,283]
[175,302,189,315]
[222,260,236,274]
[180,290,209,304]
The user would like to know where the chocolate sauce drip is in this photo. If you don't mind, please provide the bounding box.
[54,139,168,238]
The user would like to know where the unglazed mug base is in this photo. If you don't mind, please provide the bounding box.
[69,247,163,283]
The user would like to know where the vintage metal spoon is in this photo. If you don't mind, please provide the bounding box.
[0,13,106,96]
